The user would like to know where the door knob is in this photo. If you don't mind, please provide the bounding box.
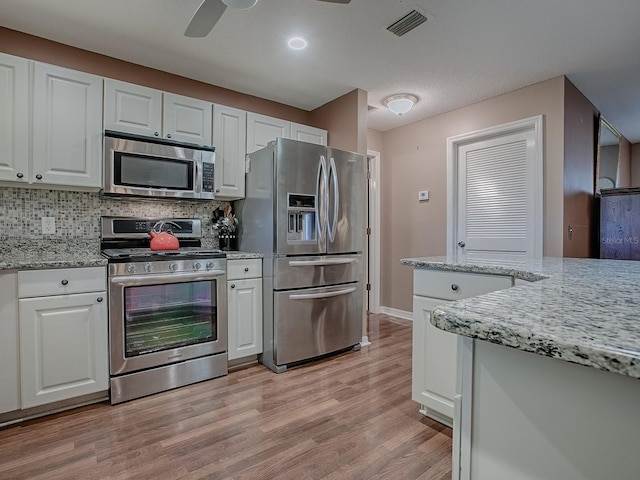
[457,241,466,247]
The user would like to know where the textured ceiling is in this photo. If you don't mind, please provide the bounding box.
[1,0,639,141]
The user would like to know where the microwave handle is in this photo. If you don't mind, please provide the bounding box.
[194,156,202,194]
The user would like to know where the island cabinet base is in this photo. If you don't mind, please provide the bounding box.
[455,337,640,480]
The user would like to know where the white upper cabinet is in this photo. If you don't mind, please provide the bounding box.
[0,53,29,183]
[246,112,291,153]
[32,62,103,188]
[104,79,213,145]
[104,79,162,137]
[162,92,212,145]
[290,122,327,146]
[213,104,246,199]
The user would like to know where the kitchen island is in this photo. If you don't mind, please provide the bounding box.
[401,256,640,480]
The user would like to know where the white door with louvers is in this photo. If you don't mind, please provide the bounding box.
[448,116,543,259]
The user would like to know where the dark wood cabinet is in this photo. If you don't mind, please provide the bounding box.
[600,187,640,260]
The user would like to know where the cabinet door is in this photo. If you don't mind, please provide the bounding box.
[246,112,290,154]
[227,278,262,360]
[19,292,108,408]
[0,53,29,184]
[163,93,212,145]
[0,272,19,414]
[32,63,103,187]
[213,104,246,199]
[104,79,162,137]
[412,295,457,424]
[290,122,327,146]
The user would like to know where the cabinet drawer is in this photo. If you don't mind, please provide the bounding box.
[227,259,262,280]
[18,267,107,298]
[413,269,512,300]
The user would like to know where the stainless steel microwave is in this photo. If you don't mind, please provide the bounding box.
[103,130,215,200]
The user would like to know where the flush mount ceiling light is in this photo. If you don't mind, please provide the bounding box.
[383,94,418,116]
[222,0,257,9]
[288,36,308,50]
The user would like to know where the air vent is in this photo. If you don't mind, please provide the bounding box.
[386,9,428,37]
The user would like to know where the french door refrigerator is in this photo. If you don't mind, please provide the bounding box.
[237,137,366,373]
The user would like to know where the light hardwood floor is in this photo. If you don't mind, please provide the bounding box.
[0,314,452,480]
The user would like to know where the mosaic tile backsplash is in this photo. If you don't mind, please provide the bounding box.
[0,186,228,243]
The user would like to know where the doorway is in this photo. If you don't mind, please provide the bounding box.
[446,116,544,259]
[363,150,381,346]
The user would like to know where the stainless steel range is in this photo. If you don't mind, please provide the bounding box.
[101,217,227,404]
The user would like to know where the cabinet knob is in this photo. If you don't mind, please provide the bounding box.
[244,267,249,272]
[451,284,459,292]
[97,297,104,303]
[16,172,24,179]
[457,241,466,248]
[230,284,236,289]
[35,174,43,180]
[167,133,172,139]
[61,279,69,286]
[215,188,221,193]
[154,131,160,136]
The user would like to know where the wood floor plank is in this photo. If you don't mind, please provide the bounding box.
[0,314,452,480]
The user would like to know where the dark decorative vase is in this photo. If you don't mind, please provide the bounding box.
[218,234,237,251]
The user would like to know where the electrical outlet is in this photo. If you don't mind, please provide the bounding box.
[42,217,56,235]
[418,190,429,201]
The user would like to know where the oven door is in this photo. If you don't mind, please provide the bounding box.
[109,270,227,376]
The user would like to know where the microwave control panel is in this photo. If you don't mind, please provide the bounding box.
[202,162,214,192]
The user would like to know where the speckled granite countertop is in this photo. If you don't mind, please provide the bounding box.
[225,252,263,260]
[0,240,263,270]
[401,256,640,379]
[0,239,107,270]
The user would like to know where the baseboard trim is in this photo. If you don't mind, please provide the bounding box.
[379,306,413,321]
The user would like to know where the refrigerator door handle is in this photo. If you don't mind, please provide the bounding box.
[289,286,356,300]
[317,155,328,243]
[327,157,339,243]
[288,258,357,267]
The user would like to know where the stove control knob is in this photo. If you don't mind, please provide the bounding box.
[127,264,136,274]
[168,263,178,272]
[205,261,214,270]
[193,262,202,270]
[144,263,153,273]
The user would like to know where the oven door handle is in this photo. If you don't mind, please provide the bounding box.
[289,286,356,300]
[110,270,226,286]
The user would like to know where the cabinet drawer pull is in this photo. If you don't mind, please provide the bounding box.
[451,284,459,292]
[35,174,43,180]
[61,279,69,286]
[244,267,249,272]
[230,284,236,289]
[97,297,104,302]
[16,172,24,179]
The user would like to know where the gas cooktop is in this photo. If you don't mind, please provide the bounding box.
[102,247,225,261]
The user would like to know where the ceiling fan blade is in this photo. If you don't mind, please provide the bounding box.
[316,0,351,3]
[185,0,227,38]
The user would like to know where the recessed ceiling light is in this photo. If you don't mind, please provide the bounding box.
[288,37,308,50]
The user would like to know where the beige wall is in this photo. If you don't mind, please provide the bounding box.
[310,88,369,155]
[563,78,599,258]
[632,144,640,185]
[373,76,566,312]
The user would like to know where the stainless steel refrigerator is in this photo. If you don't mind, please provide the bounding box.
[237,137,366,373]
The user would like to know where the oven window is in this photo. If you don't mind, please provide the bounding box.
[124,280,217,356]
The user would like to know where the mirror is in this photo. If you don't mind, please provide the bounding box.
[595,116,621,195]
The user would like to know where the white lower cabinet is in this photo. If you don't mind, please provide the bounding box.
[227,259,263,361]
[0,272,19,414]
[412,269,512,426]
[18,267,108,409]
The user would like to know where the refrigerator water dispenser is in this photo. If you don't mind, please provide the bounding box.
[287,193,316,243]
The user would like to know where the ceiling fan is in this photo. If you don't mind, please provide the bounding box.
[185,0,351,38]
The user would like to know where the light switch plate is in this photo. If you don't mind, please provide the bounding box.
[418,190,429,201]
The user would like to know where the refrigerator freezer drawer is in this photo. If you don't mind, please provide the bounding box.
[273,254,363,290]
[273,282,363,366]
